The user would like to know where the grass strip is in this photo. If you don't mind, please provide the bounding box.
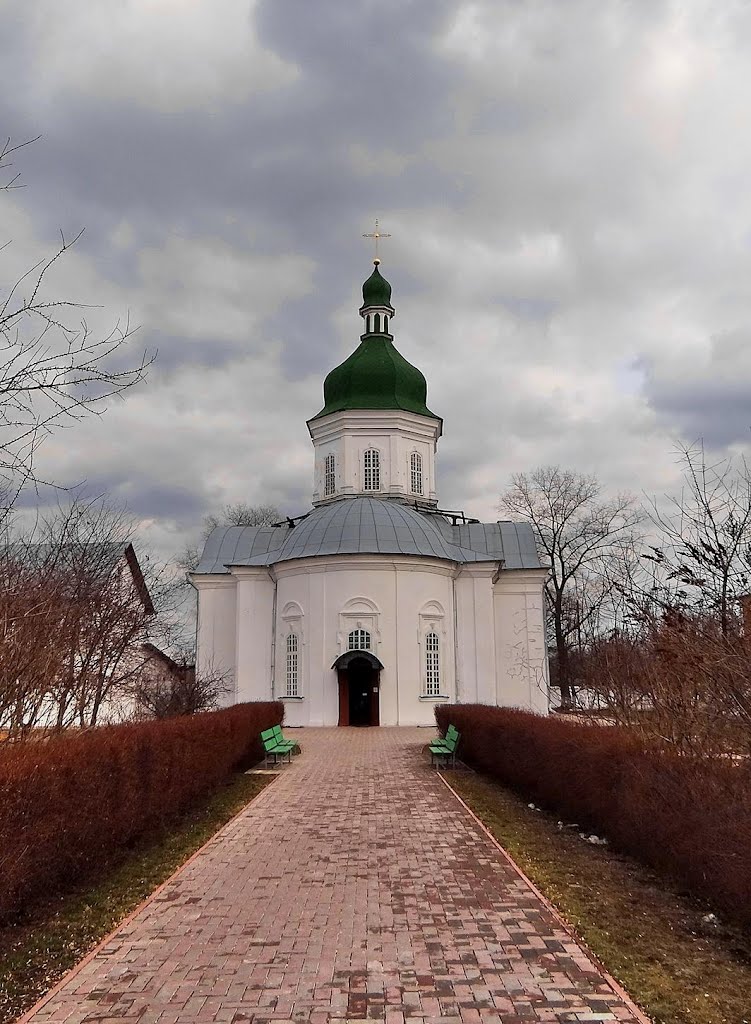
[445,770,751,1024]
[0,772,273,1024]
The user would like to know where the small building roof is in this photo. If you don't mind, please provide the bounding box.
[192,497,543,575]
[6,541,154,613]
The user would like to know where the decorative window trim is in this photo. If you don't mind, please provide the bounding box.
[280,603,304,699]
[418,604,448,699]
[324,452,336,497]
[363,448,380,491]
[285,632,300,698]
[410,451,423,495]
[425,631,440,696]
[338,599,380,659]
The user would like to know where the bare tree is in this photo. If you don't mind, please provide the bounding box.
[0,545,69,737]
[0,137,150,521]
[501,466,643,710]
[0,497,181,738]
[644,442,751,634]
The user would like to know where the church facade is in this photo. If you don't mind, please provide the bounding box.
[191,261,549,726]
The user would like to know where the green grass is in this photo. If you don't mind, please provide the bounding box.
[445,770,751,1024]
[0,772,273,1024]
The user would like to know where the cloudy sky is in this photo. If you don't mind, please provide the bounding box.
[2,0,751,559]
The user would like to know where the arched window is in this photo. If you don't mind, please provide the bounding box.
[410,451,423,495]
[324,453,336,496]
[383,315,389,332]
[285,634,299,697]
[363,449,380,491]
[348,628,371,651]
[374,313,381,333]
[425,632,440,696]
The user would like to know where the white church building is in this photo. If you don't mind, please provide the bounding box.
[191,260,549,726]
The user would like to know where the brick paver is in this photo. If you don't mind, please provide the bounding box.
[23,727,647,1024]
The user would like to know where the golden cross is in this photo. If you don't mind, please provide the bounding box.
[362,218,391,264]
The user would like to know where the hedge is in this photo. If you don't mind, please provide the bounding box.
[0,701,283,923]
[436,704,751,929]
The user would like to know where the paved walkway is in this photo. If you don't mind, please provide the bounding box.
[24,728,646,1024]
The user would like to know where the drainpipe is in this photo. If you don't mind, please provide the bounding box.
[269,567,277,700]
[452,565,461,703]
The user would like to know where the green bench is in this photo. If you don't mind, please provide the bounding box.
[429,723,460,768]
[261,725,296,766]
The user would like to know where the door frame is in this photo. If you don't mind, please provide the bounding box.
[333,650,383,726]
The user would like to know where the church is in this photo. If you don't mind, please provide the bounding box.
[191,259,549,726]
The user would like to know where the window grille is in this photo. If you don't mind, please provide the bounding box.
[425,632,440,696]
[286,633,299,697]
[363,449,380,491]
[348,628,371,651]
[410,451,423,495]
[324,453,336,496]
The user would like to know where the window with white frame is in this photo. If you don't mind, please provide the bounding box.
[410,451,423,495]
[348,628,372,651]
[363,448,380,490]
[285,633,299,697]
[425,631,441,696]
[324,453,336,496]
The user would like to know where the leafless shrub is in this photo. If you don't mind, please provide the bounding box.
[129,648,231,719]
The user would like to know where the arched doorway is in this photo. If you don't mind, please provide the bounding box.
[331,650,383,726]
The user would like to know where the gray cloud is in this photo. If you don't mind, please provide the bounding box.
[642,329,751,446]
[2,0,751,570]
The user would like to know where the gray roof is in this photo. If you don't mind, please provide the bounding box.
[193,498,543,575]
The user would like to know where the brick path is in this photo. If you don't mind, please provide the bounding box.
[24,727,647,1024]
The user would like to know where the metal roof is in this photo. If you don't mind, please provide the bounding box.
[192,497,543,574]
[429,517,542,570]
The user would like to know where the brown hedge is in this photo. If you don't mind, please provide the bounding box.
[0,701,283,923]
[436,704,751,929]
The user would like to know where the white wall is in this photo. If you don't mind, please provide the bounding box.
[192,575,237,705]
[493,569,550,715]
[454,565,498,705]
[194,557,550,723]
[308,409,441,505]
[273,555,456,726]
[232,568,275,703]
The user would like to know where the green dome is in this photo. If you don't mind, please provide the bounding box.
[361,263,393,310]
[313,337,437,420]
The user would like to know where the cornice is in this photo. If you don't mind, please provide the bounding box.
[273,554,458,577]
[189,573,236,590]
[228,565,275,581]
[308,407,442,442]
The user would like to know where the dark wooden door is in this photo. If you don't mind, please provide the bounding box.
[369,677,380,726]
[338,670,349,726]
[338,660,380,726]
[348,674,371,725]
